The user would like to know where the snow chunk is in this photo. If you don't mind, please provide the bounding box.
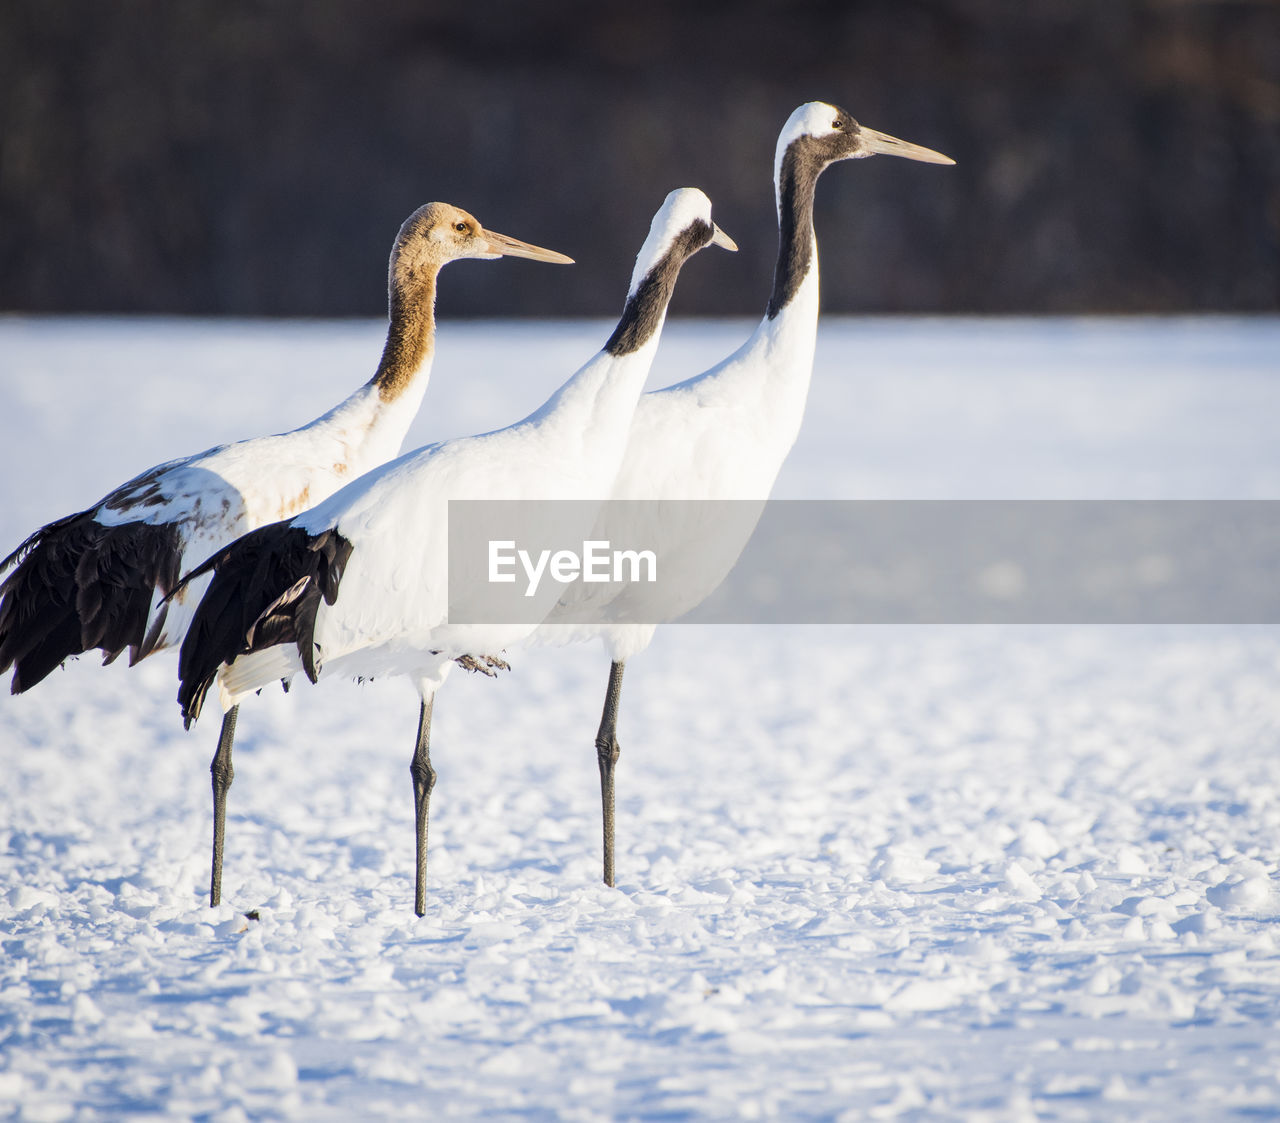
[7,885,57,916]
[1010,820,1060,860]
[1173,911,1223,936]
[870,845,941,885]
[1002,861,1043,901]
[213,914,253,938]
[1113,847,1149,876]
[71,993,103,1026]
[1206,874,1273,911]
[884,977,968,1013]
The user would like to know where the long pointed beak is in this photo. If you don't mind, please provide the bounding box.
[711,223,738,252]
[859,127,955,165]
[479,229,575,264]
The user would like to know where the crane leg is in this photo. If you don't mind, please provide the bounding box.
[594,660,625,888]
[409,696,436,916]
[209,704,239,907]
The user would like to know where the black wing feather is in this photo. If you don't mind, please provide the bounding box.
[0,512,182,693]
[176,523,353,726]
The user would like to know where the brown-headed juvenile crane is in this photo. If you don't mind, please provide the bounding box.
[0,203,571,906]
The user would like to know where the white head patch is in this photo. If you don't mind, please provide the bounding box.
[627,187,713,296]
[773,101,844,189]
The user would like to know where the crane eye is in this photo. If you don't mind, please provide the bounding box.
[454,221,468,233]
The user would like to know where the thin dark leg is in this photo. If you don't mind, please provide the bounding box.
[409,696,436,917]
[595,660,625,888]
[210,704,239,908]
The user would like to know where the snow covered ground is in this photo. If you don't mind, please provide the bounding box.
[1,315,1278,1120]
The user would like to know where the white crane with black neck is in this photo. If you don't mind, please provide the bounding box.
[537,101,954,887]
[0,202,572,906]
[175,188,737,914]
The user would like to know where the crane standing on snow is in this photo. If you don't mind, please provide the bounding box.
[537,102,954,887]
[176,189,737,915]
[0,203,572,906]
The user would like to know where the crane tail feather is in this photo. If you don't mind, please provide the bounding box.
[177,523,353,723]
[0,511,182,692]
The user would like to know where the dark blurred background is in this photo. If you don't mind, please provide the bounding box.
[2,0,1277,318]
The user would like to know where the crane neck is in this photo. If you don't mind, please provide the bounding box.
[766,142,824,321]
[517,224,716,437]
[370,270,438,402]
[605,219,712,357]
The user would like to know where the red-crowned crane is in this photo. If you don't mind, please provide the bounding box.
[176,188,736,914]
[0,202,572,905]
[538,102,954,886]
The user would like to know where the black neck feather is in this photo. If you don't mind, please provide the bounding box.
[605,220,711,356]
[766,139,825,320]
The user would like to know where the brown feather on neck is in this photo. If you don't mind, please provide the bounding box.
[371,266,438,402]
